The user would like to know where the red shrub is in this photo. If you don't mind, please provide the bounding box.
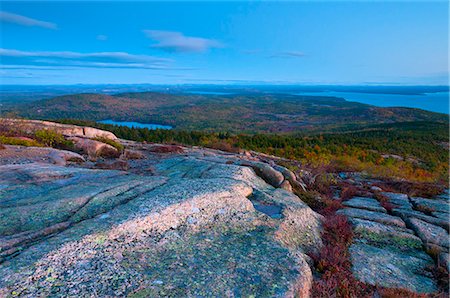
[340,185,358,200]
[376,287,429,298]
[322,215,354,246]
[380,201,396,213]
[317,198,344,217]
[313,245,350,273]
[374,180,444,198]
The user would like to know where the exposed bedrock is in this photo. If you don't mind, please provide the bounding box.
[0,142,322,297]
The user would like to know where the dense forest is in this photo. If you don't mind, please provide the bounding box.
[8,92,448,133]
[58,119,449,184]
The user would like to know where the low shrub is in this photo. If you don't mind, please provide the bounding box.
[376,287,429,298]
[293,188,326,211]
[380,201,396,213]
[0,136,43,147]
[322,215,354,246]
[374,180,444,198]
[340,184,358,200]
[319,198,344,217]
[34,129,74,150]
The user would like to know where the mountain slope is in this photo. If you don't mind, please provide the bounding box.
[11,92,448,133]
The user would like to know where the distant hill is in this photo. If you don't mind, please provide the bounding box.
[9,92,448,133]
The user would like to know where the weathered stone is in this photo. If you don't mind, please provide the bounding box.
[411,197,449,214]
[370,186,383,192]
[121,149,145,160]
[439,252,450,272]
[350,243,437,293]
[381,192,408,201]
[343,197,387,213]
[393,208,449,231]
[0,140,321,297]
[0,118,117,140]
[436,189,449,201]
[240,161,285,188]
[407,218,449,248]
[432,211,449,221]
[337,207,406,228]
[280,180,293,192]
[95,160,129,171]
[273,165,295,180]
[349,218,421,249]
[69,136,119,158]
[146,144,184,154]
[0,145,85,166]
[381,192,413,210]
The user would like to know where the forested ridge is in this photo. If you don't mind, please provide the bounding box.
[57,119,449,183]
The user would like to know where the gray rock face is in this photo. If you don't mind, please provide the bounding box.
[393,209,449,231]
[383,193,413,210]
[0,143,321,297]
[350,243,437,293]
[343,197,387,213]
[381,192,408,201]
[337,207,406,228]
[407,217,449,249]
[0,118,117,140]
[348,218,422,248]
[411,197,449,214]
[439,252,450,272]
[0,145,85,166]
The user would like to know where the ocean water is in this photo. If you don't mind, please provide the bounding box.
[98,120,172,130]
[295,91,449,114]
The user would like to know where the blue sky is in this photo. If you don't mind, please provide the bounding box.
[0,1,448,85]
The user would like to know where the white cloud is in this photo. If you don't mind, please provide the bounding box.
[143,30,222,53]
[0,11,57,29]
[271,51,306,58]
[0,48,177,70]
[97,35,108,41]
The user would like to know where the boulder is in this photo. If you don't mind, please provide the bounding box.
[69,136,119,158]
[280,180,293,192]
[370,186,383,192]
[240,161,284,188]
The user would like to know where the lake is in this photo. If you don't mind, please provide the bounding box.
[295,91,449,114]
[98,120,172,130]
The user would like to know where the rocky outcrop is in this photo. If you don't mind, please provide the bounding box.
[0,118,117,140]
[0,140,322,297]
[336,180,449,294]
[0,145,85,166]
[68,136,119,159]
